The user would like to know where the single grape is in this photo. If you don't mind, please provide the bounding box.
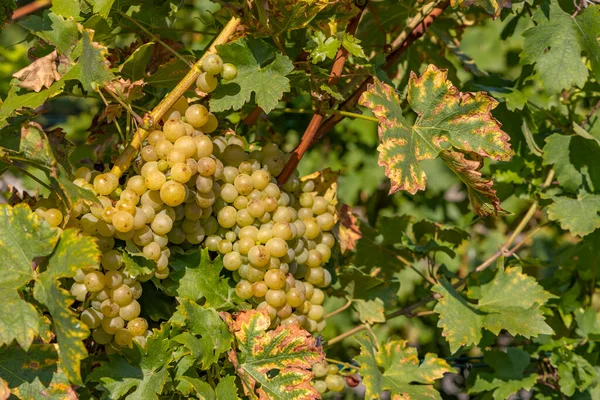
[202,114,219,133]
[236,281,253,299]
[127,317,148,336]
[44,208,63,227]
[112,285,133,306]
[264,269,286,290]
[221,63,238,80]
[92,328,113,345]
[119,300,141,321]
[196,72,217,93]
[185,104,209,128]
[202,54,224,75]
[81,308,103,329]
[164,119,187,142]
[101,316,125,335]
[265,289,286,308]
[160,181,187,207]
[325,374,345,392]
[71,283,88,301]
[114,328,133,347]
[84,271,106,292]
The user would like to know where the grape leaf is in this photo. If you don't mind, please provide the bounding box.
[121,250,154,278]
[433,266,555,353]
[439,150,505,216]
[223,309,324,400]
[521,1,600,93]
[34,229,100,384]
[66,29,114,91]
[167,248,237,310]
[540,340,599,396]
[86,327,173,400]
[341,33,367,59]
[450,0,512,17]
[18,11,80,59]
[469,348,538,400]
[210,39,294,114]
[355,333,454,400]
[145,55,195,89]
[306,31,340,64]
[0,292,42,351]
[336,204,361,253]
[51,0,80,18]
[358,65,512,195]
[0,79,67,124]
[12,51,63,92]
[170,298,232,369]
[0,344,75,399]
[546,193,600,237]
[120,42,155,81]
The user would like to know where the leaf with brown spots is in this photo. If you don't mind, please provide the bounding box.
[439,150,506,216]
[336,204,361,253]
[359,65,512,198]
[433,266,556,354]
[355,333,454,400]
[223,309,324,400]
[104,78,146,103]
[12,51,63,93]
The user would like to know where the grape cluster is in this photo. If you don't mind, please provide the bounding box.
[312,361,346,394]
[38,53,336,354]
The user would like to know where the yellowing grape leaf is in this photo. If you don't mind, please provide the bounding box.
[336,204,361,253]
[34,229,100,384]
[359,65,512,197]
[355,333,454,400]
[222,309,324,400]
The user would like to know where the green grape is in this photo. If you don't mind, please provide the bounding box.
[310,288,324,305]
[116,199,136,215]
[265,289,286,308]
[308,305,324,321]
[305,267,325,286]
[195,135,214,158]
[220,183,238,203]
[263,196,278,213]
[257,228,273,244]
[327,364,339,375]
[221,63,238,80]
[264,269,286,290]
[286,287,305,308]
[202,54,223,75]
[167,149,186,167]
[92,328,113,345]
[316,212,335,231]
[237,237,254,255]
[101,316,125,335]
[197,157,216,176]
[104,270,124,289]
[145,170,167,191]
[223,251,242,271]
[94,173,117,195]
[217,239,233,254]
[325,374,345,392]
[225,230,237,242]
[102,250,123,271]
[251,170,270,190]
[313,361,328,379]
[236,209,254,226]
[71,282,88,301]
[312,196,328,215]
[234,174,253,195]
[155,139,174,159]
[185,104,209,128]
[112,285,133,306]
[114,328,133,347]
[112,211,134,232]
[163,119,187,142]
[247,200,265,218]
[196,72,217,93]
[43,208,63,227]
[277,304,292,319]
[174,136,197,158]
[222,145,247,167]
[141,145,158,162]
[73,268,86,283]
[127,317,148,336]
[306,250,323,268]
[217,206,237,228]
[252,281,269,297]
[151,212,174,235]
[160,181,187,206]
[273,222,293,241]
[100,299,120,317]
[248,245,270,268]
[143,242,161,261]
[236,281,253,299]
[84,271,106,292]
[202,114,219,133]
[81,308,103,329]
[148,130,165,145]
[119,300,141,321]
[75,166,92,181]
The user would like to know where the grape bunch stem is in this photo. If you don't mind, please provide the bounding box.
[110,16,241,178]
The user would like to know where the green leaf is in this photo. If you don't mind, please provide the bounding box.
[439,150,506,216]
[452,0,512,17]
[306,31,340,64]
[355,333,454,400]
[0,80,67,124]
[210,39,294,114]
[358,65,512,195]
[433,266,555,353]
[224,309,324,399]
[67,29,114,91]
[18,11,80,59]
[121,249,154,278]
[547,193,600,237]
[540,342,599,396]
[215,375,240,400]
[34,229,100,384]
[145,56,195,89]
[170,298,232,369]
[469,348,538,400]
[167,248,237,310]
[93,0,116,18]
[51,0,80,18]
[86,327,173,400]
[0,292,42,351]
[521,1,600,93]
[120,42,154,81]
[341,33,367,59]
[542,133,600,193]
[0,344,74,399]
[0,203,58,291]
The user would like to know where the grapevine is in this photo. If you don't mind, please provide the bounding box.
[1,1,600,400]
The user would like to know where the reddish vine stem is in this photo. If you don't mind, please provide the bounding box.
[277,3,368,184]
[11,0,51,20]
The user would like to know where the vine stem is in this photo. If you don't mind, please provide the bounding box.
[277,3,368,184]
[110,16,241,178]
[326,169,554,346]
[272,108,378,123]
[325,300,353,319]
[325,358,360,371]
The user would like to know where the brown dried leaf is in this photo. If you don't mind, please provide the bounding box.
[98,104,123,124]
[336,204,361,253]
[104,78,145,102]
[13,51,63,92]
[439,150,506,216]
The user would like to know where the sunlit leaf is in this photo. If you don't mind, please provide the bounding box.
[223,309,324,399]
